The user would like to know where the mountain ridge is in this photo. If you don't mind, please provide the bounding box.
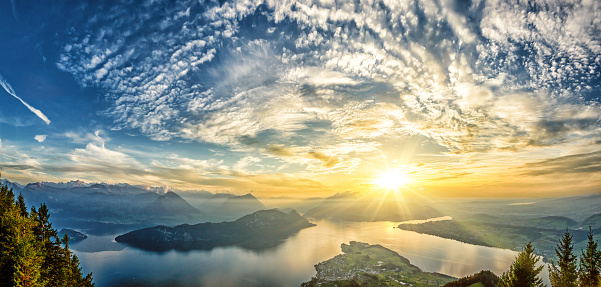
[145,191,201,217]
[115,209,315,251]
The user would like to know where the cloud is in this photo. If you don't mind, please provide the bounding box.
[233,156,262,171]
[34,135,47,143]
[71,143,134,166]
[0,164,36,171]
[63,130,108,144]
[0,72,51,125]
[522,151,601,176]
[10,0,17,21]
[0,129,338,194]
[265,144,295,157]
[55,0,601,179]
[0,140,46,182]
[307,151,339,168]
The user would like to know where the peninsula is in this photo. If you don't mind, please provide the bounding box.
[302,241,455,287]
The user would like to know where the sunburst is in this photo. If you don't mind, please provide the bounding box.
[373,169,411,189]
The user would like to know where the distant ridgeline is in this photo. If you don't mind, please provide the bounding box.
[0,184,94,286]
[197,192,267,221]
[1,179,209,233]
[1,179,276,233]
[301,241,455,287]
[115,209,315,251]
[58,229,88,242]
[302,191,442,222]
[397,215,601,261]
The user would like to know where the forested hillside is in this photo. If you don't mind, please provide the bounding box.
[0,184,94,286]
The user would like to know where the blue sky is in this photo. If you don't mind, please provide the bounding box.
[1,0,600,197]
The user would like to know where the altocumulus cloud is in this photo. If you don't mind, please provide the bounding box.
[57,0,601,163]
[34,135,47,143]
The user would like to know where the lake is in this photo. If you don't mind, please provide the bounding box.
[71,219,545,286]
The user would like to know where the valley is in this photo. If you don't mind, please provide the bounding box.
[3,178,600,286]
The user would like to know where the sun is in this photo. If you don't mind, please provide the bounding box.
[373,170,411,189]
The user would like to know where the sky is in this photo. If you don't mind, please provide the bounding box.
[0,0,600,198]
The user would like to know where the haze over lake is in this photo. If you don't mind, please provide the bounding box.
[71,219,524,287]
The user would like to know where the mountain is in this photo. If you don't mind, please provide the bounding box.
[145,191,201,217]
[198,193,266,221]
[11,180,171,234]
[24,182,62,192]
[439,193,601,222]
[1,179,217,235]
[526,216,578,229]
[1,179,24,191]
[58,229,88,241]
[176,190,214,208]
[22,181,154,195]
[460,214,578,230]
[301,241,455,287]
[397,219,589,260]
[115,209,315,251]
[71,183,154,194]
[303,191,442,221]
[41,180,89,189]
[581,213,601,229]
[198,193,236,211]
[220,193,265,214]
[261,196,326,214]
[210,193,237,199]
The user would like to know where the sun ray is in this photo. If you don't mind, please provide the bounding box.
[373,169,411,189]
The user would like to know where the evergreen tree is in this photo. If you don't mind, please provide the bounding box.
[0,184,15,210]
[498,242,545,287]
[16,193,28,217]
[0,184,94,286]
[579,227,601,287]
[549,229,579,287]
[0,185,44,286]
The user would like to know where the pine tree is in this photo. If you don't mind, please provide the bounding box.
[0,184,94,286]
[579,227,601,287]
[16,193,28,217]
[498,242,545,287]
[549,229,579,287]
[0,185,44,286]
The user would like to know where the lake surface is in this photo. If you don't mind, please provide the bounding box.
[71,219,545,287]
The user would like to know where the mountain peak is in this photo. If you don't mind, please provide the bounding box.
[161,191,181,198]
[24,182,53,191]
[1,179,24,191]
[147,191,200,216]
[234,208,315,229]
[287,209,301,217]
[232,193,257,200]
[326,191,358,200]
[210,193,236,199]
[223,193,265,207]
